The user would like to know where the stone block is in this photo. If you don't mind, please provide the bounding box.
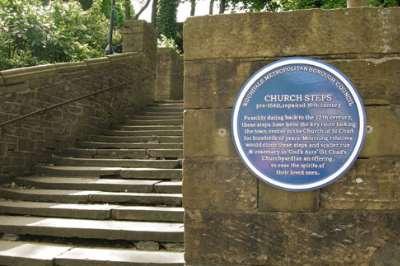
[321,157,400,209]
[258,183,320,211]
[361,106,400,157]
[184,7,400,60]
[184,109,235,158]
[185,210,400,265]
[184,58,400,109]
[1,64,56,85]
[54,62,87,74]
[183,158,257,211]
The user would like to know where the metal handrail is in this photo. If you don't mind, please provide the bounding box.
[0,83,126,128]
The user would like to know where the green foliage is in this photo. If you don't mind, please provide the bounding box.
[368,0,399,6]
[157,0,182,52]
[0,0,122,70]
[228,0,280,11]
[79,0,94,10]
[280,0,398,10]
[100,0,125,28]
[280,0,345,9]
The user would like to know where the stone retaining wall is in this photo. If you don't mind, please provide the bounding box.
[0,21,156,180]
[183,7,400,265]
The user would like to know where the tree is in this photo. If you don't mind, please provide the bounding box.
[0,0,110,70]
[190,0,196,16]
[219,0,226,13]
[209,0,214,14]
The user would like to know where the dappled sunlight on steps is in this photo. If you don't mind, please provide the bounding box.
[0,101,185,265]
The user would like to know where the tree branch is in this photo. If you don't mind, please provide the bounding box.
[134,0,152,20]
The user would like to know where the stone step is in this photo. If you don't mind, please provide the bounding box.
[53,156,181,169]
[152,101,183,105]
[104,129,183,137]
[142,111,183,116]
[88,135,183,144]
[36,166,182,180]
[0,240,71,266]
[145,107,183,112]
[0,240,184,266]
[132,115,183,120]
[56,246,184,266]
[119,125,182,131]
[16,177,182,193]
[125,119,182,126]
[0,188,182,206]
[0,200,112,220]
[62,148,183,159]
[78,141,183,150]
[147,149,183,159]
[0,215,184,242]
[154,100,183,103]
[112,206,183,222]
[0,200,184,222]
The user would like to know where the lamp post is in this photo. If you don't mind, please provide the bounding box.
[105,0,116,55]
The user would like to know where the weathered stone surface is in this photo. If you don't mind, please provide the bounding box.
[184,58,400,109]
[361,106,400,157]
[156,48,183,101]
[370,241,400,266]
[184,7,400,60]
[0,240,71,266]
[112,206,184,222]
[184,109,235,158]
[0,49,155,179]
[135,241,160,251]
[184,107,400,158]
[183,7,400,266]
[0,215,184,242]
[185,210,400,265]
[56,247,184,266]
[321,157,400,210]
[16,176,160,193]
[0,200,112,220]
[258,183,320,212]
[183,159,257,211]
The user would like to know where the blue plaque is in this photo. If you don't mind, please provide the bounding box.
[232,58,366,191]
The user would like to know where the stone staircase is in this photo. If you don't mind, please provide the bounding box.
[0,101,185,265]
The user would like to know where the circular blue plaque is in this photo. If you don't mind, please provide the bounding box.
[232,58,366,191]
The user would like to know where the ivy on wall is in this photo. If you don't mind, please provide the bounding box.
[156,0,182,52]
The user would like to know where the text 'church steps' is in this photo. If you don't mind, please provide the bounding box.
[0,101,185,265]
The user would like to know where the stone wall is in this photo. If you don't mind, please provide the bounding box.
[155,48,183,101]
[183,7,400,265]
[121,20,157,103]
[0,21,156,180]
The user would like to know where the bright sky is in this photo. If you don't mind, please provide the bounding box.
[131,0,218,23]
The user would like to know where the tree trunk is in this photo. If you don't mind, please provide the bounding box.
[347,0,368,7]
[209,0,214,15]
[219,0,226,14]
[190,0,196,16]
[151,0,158,27]
[124,0,132,19]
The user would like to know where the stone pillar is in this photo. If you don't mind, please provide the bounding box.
[155,48,183,101]
[183,7,400,266]
[121,20,157,104]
